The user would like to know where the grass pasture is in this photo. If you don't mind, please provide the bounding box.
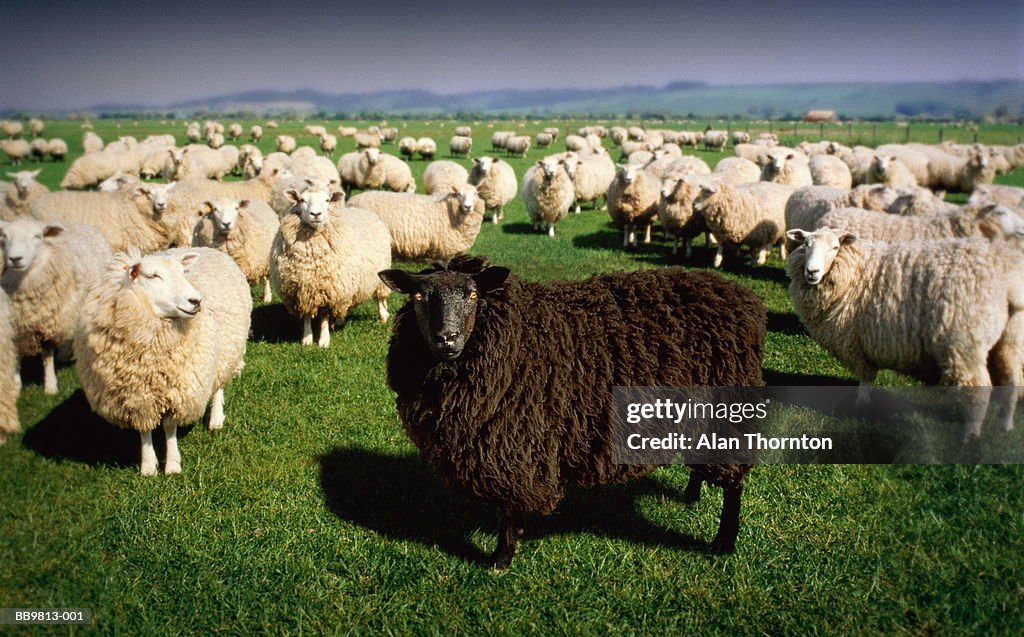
[2,118,1024,635]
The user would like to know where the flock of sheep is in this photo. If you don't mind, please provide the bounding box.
[1,114,1023,566]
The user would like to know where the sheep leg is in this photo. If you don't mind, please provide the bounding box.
[301,318,314,346]
[684,238,693,259]
[643,225,652,244]
[139,430,158,476]
[492,509,524,570]
[13,363,21,393]
[988,312,1024,431]
[376,285,390,323]
[547,223,555,238]
[42,345,57,395]
[163,417,181,474]
[710,483,742,554]
[671,237,679,255]
[956,364,993,443]
[208,388,226,430]
[682,471,703,504]
[492,211,500,225]
[622,225,632,248]
[574,201,581,214]
[707,232,718,246]
[318,314,331,348]
[751,246,768,267]
[856,380,873,407]
[262,277,272,303]
[779,241,788,260]
[713,245,724,268]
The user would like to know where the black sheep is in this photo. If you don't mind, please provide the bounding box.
[379,256,766,568]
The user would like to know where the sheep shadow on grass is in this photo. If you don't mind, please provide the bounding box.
[499,221,544,236]
[318,447,714,567]
[250,303,298,344]
[766,311,806,336]
[22,389,194,468]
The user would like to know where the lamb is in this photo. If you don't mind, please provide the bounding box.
[713,157,762,184]
[2,120,24,139]
[703,130,728,150]
[491,131,514,151]
[192,198,279,303]
[761,149,812,188]
[1,140,31,166]
[449,135,473,157]
[866,155,918,189]
[378,255,765,568]
[659,175,713,257]
[276,135,297,154]
[249,125,263,143]
[417,137,437,160]
[809,154,853,189]
[521,158,575,237]
[270,189,391,347]
[399,137,418,160]
[815,204,1023,243]
[1,218,112,394]
[319,133,338,158]
[0,288,17,443]
[606,163,661,247]
[83,131,104,154]
[337,148,386,196]
[423,160,469,195]
[783,184,898,251]
[732,131,751,145]
[565,151,615,213]
[454,126,472,137]
[46,139,67,162]
[786,228,1024,440]
[30,184,181,253]
[348,184,485,259]
[468,156,518,224]
[693,181,791,266]
[74,247,251,475]
[534,132,554,148]
[355,131,383,150]
[505,136,531,157]
[378,153,417,193]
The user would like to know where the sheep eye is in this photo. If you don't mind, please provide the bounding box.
[413,292,424,302]
[469,290,478,300]
[146,273,161,280]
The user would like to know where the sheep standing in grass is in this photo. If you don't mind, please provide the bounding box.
[659,175,713,257]
[349,185,485,259]
[925,145,995,193]
[378,153,417,193]
[566,151,616,213]
[703,130,728,150]
[276,135,297,155]
[417,137,437,160]
[866,155,918,189]
[1,169,47,218]
[192,198,279,303]
[468,157,518,224]
[1,140,30,166]
[505,136,531,157]
[732,131,750,145]
[694,181,791,267]
[2,121,24,139]
[83,131,104,154]
[783,184,898,251]
[1,219,112,395]
[522,158,575,237]
[30,139,47,163]
[270,190,391,347]
[454,126,472,137]
[786,228,1024,440]
[423,160,469,195]
[713,157,761,184]
[249,125,263,143]
[491,131,513,151]
[356,131,383,150]
[338,148,385,196]
[815,204,1024,242]
[75,248,251,475]
[46,139,67,162]
[761,149,813,188]
[0,289,17,443]
[449,136,473,157]
[379,255,765,568]
[607,163,660,247]
[228,123,243,142]
[808,154,853,189]
[535,132,553,148]
[399,137,418,160]
[319,133,337,158]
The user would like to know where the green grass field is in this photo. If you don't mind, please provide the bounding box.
[2,118,1023,635]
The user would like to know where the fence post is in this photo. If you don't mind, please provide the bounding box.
[973,132,979,144]
[820,122,824,140]
[872,124,876,142]
[848,123,853,139]
[939,127,943,143]
[904,125,910,143]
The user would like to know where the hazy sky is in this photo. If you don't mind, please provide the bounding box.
[1,0,1021,109]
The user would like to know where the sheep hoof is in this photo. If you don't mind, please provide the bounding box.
[301,334,314,346]
[490,551,515,571]
[165,460,182,475]
[709,535,737,555]
[140,463,158,477]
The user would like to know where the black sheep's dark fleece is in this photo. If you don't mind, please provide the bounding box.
[384,256,766,567]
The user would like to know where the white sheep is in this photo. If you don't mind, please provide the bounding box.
[535,132,554,148]
[887,187,958,217]
[46,138,67,162]
[542,127,559,141]
[30,184,180,253]
[28,118,44,138]
[186,123,201,144]
[866,155,918,189]
[0,288,17,443]
[337,126,357,137]
[454,125,472,137]
[417,137,437,160]
[97,172,143,193]
[660,155,711,180]
[2,169,47,218]
[693,181,791,266]
[423,160,469,195]
[0,218,112,394]
[761,149,813,188]
[783,184,899,250]
[192,198,279,303]
[399,137,418,160]
[1,140,31,166]
[786,228,1024,440]
[381,127,398,143]
[713,157,762,184]
[521,158,575,237]
[30,139,47,163]
[449,135,473,157]
[270,189,391,347]
[276,135,297,155]
[809,154,853,189]
[703,130,728,151]
[338,148,385,195]
[75,247,251,474]
[375,153,415,193]
[304,124,328,138]
[505,136,531,157]
[491,131,514,150]
[269,175,338,217]
[356,131,383,150]
[732,131,751,145]
[815,204,1023,242]
[468,156,518,224]
[349,184,485,257]
[565,151,616,213]
[2,120,24,139]
[83,131,104,154]
[968,184,1024,210]
[319,133,338,158]
[658,175,713,257]
[249,125,263,143]
[924,145,995,193]
[607,163,661,247]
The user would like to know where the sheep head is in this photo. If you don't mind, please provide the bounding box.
[120,250,204,320]
[0,219,63,275]
[378,263,510,361]
[287,188,343,229]
[785,228,857,286]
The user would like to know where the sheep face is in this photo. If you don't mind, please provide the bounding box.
[126,252,204,320]
[619,164,638,184]
[977,205,1024,239]
[378,265,510,361]
[872,155,891,176]
[7,169,41,198]
[474,157,494,174]
[288,189,343,229]
[785,228,857,285]
[207,199,248,236]
[0,219,61,273]
[452,185,479,213]
[136,183,175,215]
[537,159,562,181]
[364,148,381,164]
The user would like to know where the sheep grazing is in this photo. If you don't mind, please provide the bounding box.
[349,185,485,260]
[504,136,531,158]
[454,125,472,138]
[337,148,385,196]
[192,198,279,303]
[82,131,104,154]
[399,137,418,160]
[2,120,24,139]
[926,145,996,193]
[565,151,615,213]
[703,129,728,150]
[186,123,202,144]
[713,157,762,184]
[867,155,918,189]
[249,125,263,143]
[565,135,588,152]
[227,123,243,142]
[607,164,661,247]
[694,181,791,267]
[2,169,47,217]
[732,131,751,145]
[969,183,1024,210]
[319,133,338,158]
[270,189,391,347]
[449,136,473,158]
[46,139,67,162]
[336,126,357,138]
[378,153,417,193]
[786,228,1024,440]
[542,126,559,142]
[30,184,180,253]
[1,140,31,166]
[304,124,327,138]
[815,204,1024,243]
[808,154,853,189]
[468,157,518,224]
[659,175,713,257]
[417,137,437,160]
[75,248,251,475]
[29,139,47,163]
[491,131,514,151]
[0,288,17,443]
[356,131,383,150]
[423,160,469,195]
[378,255,766,568]
[522,158,575,237]
[534,132,554,148]
[783,184,897,251]
[380,127,398,143]
[275,135,297,155]
[0,219,112,395]
[761,149,813,188]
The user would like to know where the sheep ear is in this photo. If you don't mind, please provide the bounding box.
[839,232,857,245]
[203,201,214,213]
[179,251,201,270]
[786,229,809,244]
[286,189,301,203]
[128,263,141,281]
[378,269,418,294]
[30,169,41,178]
[473,266,510,293]
[329,191,344,203]
[135,187,151,198]
[43,224,64,238]
[238,199,250,209]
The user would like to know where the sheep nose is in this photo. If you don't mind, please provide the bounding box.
[9,255,22,264]
[440,332,459,345]
[188,297,202,310]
